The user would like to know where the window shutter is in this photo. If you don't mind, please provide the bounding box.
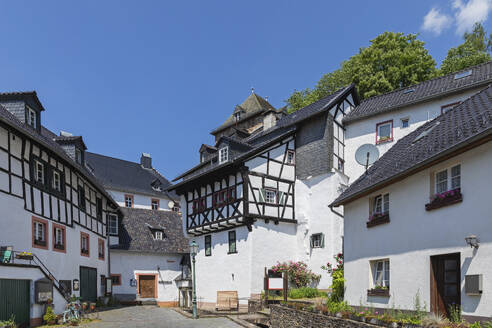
[321,233,325,248]
[259,188,265,202]
[278,191,285,204]
[310,235,314,248]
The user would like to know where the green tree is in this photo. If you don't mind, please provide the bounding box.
[286,32,437,112]
[440,22,492,75]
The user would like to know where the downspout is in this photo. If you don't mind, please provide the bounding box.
[328,204,344,219]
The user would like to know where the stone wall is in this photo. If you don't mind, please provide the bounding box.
[270,305,379,328]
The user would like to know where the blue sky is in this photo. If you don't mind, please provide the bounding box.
[0,0,491,180]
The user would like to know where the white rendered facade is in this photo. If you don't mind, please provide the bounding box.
[108,189,175,211]
[343,142,492,319]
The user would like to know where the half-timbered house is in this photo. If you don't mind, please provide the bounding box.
[0,92,120,327]
[170,87,358,305]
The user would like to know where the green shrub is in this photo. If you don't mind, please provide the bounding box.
[326,300,352,315]
[470,322,482,328]
[288,287,327,299]
[43,306,57,324]
[0,315,17,328]
[483,321,492,328]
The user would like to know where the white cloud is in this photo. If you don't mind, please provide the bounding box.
[453,0,492,34]
[422,7,453,35]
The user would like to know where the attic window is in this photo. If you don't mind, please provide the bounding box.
[454,70,472,80]
[27,107,36,128]
[75,148,82,164]
[219,147,229,164]
[153,230,164,240]
[403,88,415,94]
[413,121,440,144]
[234,112,241,122]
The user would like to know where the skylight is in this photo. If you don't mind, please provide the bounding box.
[454,70,472,80]
[413,121,440,144]
[403,88,415,94]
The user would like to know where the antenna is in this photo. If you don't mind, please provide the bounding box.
[355,144,380,171]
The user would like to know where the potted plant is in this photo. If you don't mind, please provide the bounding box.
[43,306,57,325]
[81,302,88,311]
[90,303,96,311]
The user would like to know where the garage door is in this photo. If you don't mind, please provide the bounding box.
[80,266,97,302]
[0,279,30,327]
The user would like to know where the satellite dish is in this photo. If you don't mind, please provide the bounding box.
[168,200,175,209]
[355,144,380,170]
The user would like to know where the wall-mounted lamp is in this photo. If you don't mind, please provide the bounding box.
[465,234,480,249]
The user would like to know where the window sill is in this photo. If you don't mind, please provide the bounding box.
[376,138,393,145]
[34,240,46,247]
[81,250,89,256]
[227,251,238,255]
[54,244,65,251]
[366,213,390,228]
[425,190,463,211]
[367,288,390,297]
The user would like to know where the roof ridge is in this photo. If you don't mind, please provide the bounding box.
[86,151,143,167]
[359,60,492,104]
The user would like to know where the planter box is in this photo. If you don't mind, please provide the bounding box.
[367,288,390,297]
[15,254,33,261]
[425,189,462,211]
[54,244,65,250]
[34,239,46,246]
[81,249,89,255]
[366,214,390,228]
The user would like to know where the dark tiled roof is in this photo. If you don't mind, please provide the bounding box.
[210,92,277,134]
[0,105,120,211]
[343,61,492,124]
[0,91,46,111]
[85,152,178,201]
[53,135,87,150]
[332,85,492,207]
[111,207,189,254]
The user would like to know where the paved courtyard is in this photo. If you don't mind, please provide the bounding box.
[84,306,243,328]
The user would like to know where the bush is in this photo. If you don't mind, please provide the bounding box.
[43,306,57,324]
[322,253,345,302]
[288,287,327,299]
[0,315,17,328]
[271,261,321,287]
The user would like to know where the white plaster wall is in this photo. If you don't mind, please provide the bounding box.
[343,142,492,317]
[110,251,183,302]
[345,89,481,182]
[108,189,173,211]
[295,171,348,289]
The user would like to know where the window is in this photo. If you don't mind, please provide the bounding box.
[172,204,180,212]
[401,118,409,128]
[205,235,212,256]
[373,260,390,288]
[108,214,118,235]
[75,148,82,164]
[228,231,237,254]
[27,107,36,128]
[78,186,86,211]
[32,217,48,249]
[234,112,241,122]
[151,199,159,210]
[199,197,206,212]
[454,69,472,80]
[435,164,461,194]
[287,150,295,164]
[441,102,460,114]
[219,147,229,164]
[310,233,325,248]
[52,171,61,191]
[96,198,103,220]
[98,239,105,260]
[373,193,389,215]
[53,224,66,252]
[154,230,164,240]
[264,188,277,204]
[376,121,393,144]
[110,274,121,286]
[124,194,134,208]
[80,232,90,257]
[227,187,236,203]
[333,121,345,172]
[34,160,44,184]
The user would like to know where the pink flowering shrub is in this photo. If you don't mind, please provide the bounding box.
[271,261,321,287]
[321,253,345,301]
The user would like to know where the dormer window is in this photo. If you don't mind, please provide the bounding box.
[75,148,82,164]
[234,112,241,122]
[27,107,36,128]
[34,160,44,184]
[219,147,229,164]
[154,230,164,240]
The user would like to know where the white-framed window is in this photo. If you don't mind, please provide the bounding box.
[310,233,324,248]
[35,160,44,184]
[435,164,461,194]
[81,235,89,252]
[151,199,159,210]
[287,150,295,164]
[264,189,276,204]
[154,231,163,240]
[219,147,229,164]
[98,240,104,258]
[125,194,133,208]
[234,112,241,122]
[376,121,393,143]
[75,148,82,164]
[52,171,61,191]
[401,118,409,128]
[373,193,389,214]
[55,227,63,245]
[35,222,45,242]
[108,214,118,235]
[373,259,390,288]
[27,107,36,128]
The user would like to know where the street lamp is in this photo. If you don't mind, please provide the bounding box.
[190,240,198,319]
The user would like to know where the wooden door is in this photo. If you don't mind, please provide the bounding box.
[80,266,98,302]
[139,275,156,298]
[430,253,460,317]
[0,279,30,328]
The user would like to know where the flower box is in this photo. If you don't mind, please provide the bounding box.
[34,239,46,246]
[15,254,33,261]
[366,213,390,228]
[54,244,65,250]
[367,288,390,297]
[81,249,89,255]
[425,188,462,211]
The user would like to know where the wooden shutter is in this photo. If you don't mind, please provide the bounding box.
[321,233,325,248]
[278,191,285,205]
[259,188,265,202]
[309,235,314,248]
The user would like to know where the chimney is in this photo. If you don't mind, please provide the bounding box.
[141,153,152,169]
[263,111,277,131]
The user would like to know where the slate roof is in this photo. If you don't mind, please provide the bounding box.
[0,104,120,211]
[343,61,492,124]
[210,92,277,135]
[111,207,189,254]
[0,91,46,111]
[85,152,178,201]
[331,84,492,207]
[53,135,87,150]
